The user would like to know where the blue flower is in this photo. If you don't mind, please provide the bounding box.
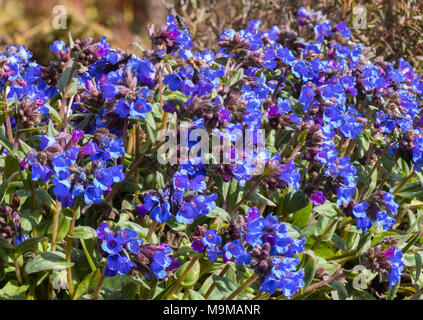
[376,210,395,231]
[50,40,66,54]
[314,21,332,43]
[383,192,399,214]
[144,193,172,224]
[114,99,130,118]
[280,160,300,190]
[101,236,124,255]
[176,202,196,224]
[202,229,221,247]
[39,135,56,149]
[387,248,404,288]
[106,254,136,276]
[206,246,222,262]
[93,169,113,191]
[14,234,29,245]
[336,187,355,206]
[108,165,124,183]
[52,178,71,197]
[247,207,261,221]
[97,222,113,240]
[84,185,103,205]
[129,98,152,120]
[223,240,250,264]
[31,162,46,181]
[298,85,316,110]
[151,247,173,279]
[336,22,351,39]
[164,73,184,91]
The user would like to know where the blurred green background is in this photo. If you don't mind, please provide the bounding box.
[1,0,422,71]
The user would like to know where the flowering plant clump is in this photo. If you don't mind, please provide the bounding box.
[0,8,422,300]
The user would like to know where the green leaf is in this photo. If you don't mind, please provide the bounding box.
[34,189,55,208]
[313,242,337,259]
[58,65,78,98]
[174,245,195,258]
[291,199,312,228]
[0,130,13,153]
[24,252,74,274]
[73,270,100,300]
[248,191,276,206]
[329,281,348,300]
[415,252,422,283]
[227,69,244,87]
[386,282,399,300]
[1,280,29,300]
[207,206,231,222]
[0,237,13,250]
[4,153,20,179]
[69,226,97,240]
[54,215,72,243]
[282,189,309,214]
[0,171,19,203]
[102,276,137,300]
[188,289,205,300]
[313,202,339,218]
[46,103,62,126]
[357,134,370,159]
[398,158,410,177]
[331,233,349,251]
[212,274,238,296]
[14,237,47,258]
[353,288,377,300]
[303,253,317,287]
[174,259,200,288]
[396,181,423,198]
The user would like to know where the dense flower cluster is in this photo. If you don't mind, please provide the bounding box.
[2,6,422,300]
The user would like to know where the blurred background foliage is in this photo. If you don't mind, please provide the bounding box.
[0,0,422,74]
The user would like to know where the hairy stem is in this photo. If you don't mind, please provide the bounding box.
[51,200,61,252]
[226,274,258,300]
[92,269,105,300]
[166,255,200,299]
[204,264,231,299]
[65,208,78,298]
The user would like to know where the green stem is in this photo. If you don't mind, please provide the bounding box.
[59,62,77,131]
[224,51,234,76]
[393,168,415,195]
[80,239,97,272]
[290,269,346,299]
[92,269,105,300]
[51,200,61,252]
[13,258,22,285]
[105,140,165,204]
[166,255,200,299]
[204,263,231,299]
[229,177,262,215]
[311,219,338,250]
[65,208,78,298]
[226,274,258,300]
[146,220,158,243]
[3,89,14,144]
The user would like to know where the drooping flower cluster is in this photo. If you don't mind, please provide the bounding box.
[24,128,125,207]
[4,4,423,300]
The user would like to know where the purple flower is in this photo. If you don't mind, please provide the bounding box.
[136,204,148,218]
[311,191,326,205]
[247,207,261,221]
